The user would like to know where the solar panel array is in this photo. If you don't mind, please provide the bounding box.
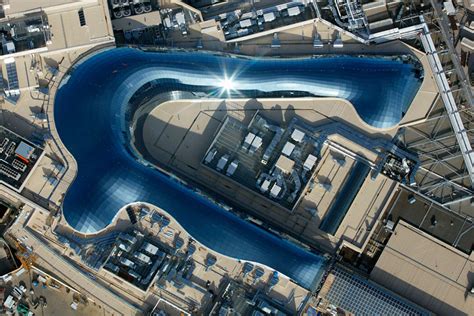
[325,268,431,316]
[5,60,19,91]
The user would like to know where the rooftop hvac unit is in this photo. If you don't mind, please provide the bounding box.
[4,41,15,54]
[384,220,394,231]
[303,154,317,171]
[114,10,124,19]
[118,242,131,252]
[175,12,185,25]
[143,4,152,13]
[134,252,151,264]
[282,142,295,156]
[260,179,271,193]
[134,4,144,15]
[270,183,282,198]
[226,160,239,176]
[250,136,262,153]
[239,19,253,28]
[110,0,121,8]
[263,12,276,22]
[120,257,135,268]
[123,8,132,16]
[216,155,229,171]
[204,148,217,164]
[163,17,172,28]
[287,6,302,17]
[291,129,305,142]
[237,28,250,37]
[3,296,14,310]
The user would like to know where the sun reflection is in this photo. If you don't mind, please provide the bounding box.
[219,78,235,91]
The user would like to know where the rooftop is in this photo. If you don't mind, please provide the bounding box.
[387,188,474,254]
[0,12,50,56]
[317,266,431,315]
[0,0,114,55]
[140,97,423,252]
[2,0,84,15]
[202,113,323,210]
[111,10,161,32]
[370,220,474,315]
[103,229,170,291]
[0,126,43,191]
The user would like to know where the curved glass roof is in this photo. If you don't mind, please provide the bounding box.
[54,48,422,288]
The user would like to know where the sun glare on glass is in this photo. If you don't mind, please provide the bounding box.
[219,77,235,92]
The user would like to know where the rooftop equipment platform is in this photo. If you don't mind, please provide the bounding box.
[0,126,44,191]
[202,113,323,211]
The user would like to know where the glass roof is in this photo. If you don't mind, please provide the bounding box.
[54,48,422,288]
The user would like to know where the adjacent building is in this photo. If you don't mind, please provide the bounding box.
[370,220,474,315]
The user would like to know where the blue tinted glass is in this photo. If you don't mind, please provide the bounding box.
[54,48,422,288]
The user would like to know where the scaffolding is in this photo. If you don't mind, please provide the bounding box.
[360,8,474,216]
[396,14,474,217]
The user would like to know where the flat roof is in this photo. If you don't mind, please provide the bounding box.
[142,97,421,250]
[4,0,80,15]
[111,11,162,32]
[387,189,473,253]
[370,220,474,315]
[461,37,474,52]
[0,126,43,191]
[321,266,431,315]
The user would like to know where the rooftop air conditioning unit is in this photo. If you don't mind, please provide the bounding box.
[114,10,123,19]
[384,220,394,232]
[123,8,132,16]
[143,4,152,13]
[110,0,120,8]
[134,4,144,14]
